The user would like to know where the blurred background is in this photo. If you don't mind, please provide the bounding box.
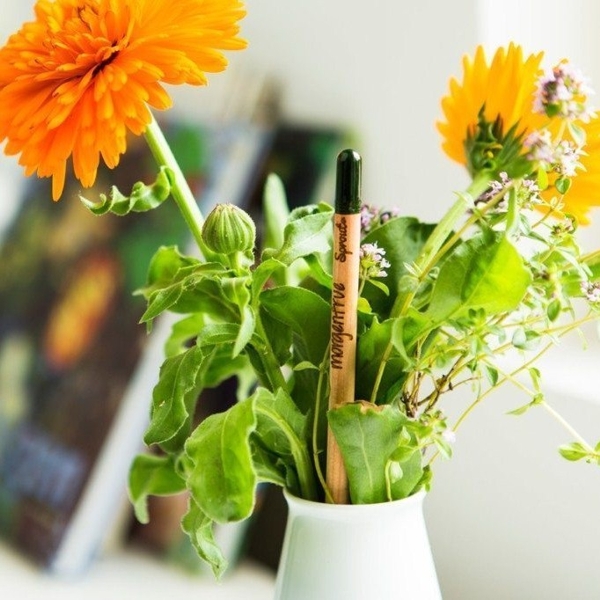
[1,1,600,599]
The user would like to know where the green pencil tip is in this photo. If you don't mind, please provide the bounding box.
[335,149,361,214]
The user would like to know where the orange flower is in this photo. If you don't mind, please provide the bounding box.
[0,0,247,200]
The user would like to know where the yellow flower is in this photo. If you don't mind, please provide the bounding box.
[438,43,600,224]
[437,43,545,172]
[0,0,247,200]
[564,118,600,224]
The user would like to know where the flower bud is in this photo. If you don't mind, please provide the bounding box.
[201,203,256,255]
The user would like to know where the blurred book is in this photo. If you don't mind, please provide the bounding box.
[0,124,197,575]
[0,71,281,576]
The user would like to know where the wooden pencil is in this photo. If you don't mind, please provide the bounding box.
[326,149,362,504]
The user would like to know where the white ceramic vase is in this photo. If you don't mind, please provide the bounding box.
[274,490,442,600]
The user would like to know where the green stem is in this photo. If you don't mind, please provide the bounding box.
[422,180,515,281]
[389,172,493,323]
[505,186,520,239]
[312,345,334,503]
[253,314,288,392]
[431,312,596,464]
[540,401,594,450]
[255,405,318,501]
[144,113,210,258]
[582,248,600,275]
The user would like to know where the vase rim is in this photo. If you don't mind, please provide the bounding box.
[283,488,427,515]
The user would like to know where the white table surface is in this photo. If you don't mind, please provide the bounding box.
[0,542,276,600]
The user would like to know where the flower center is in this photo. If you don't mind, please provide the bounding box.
[92,44,120,76]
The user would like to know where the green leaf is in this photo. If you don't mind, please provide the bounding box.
[512,328,541,350]
[390,310,433,362]
[258,308,293,365]
[547,298,562,322]
[250,257,285,298]
[426,233,531,322]
[327,402,423,503]
[293,361,319,372]
[555,176,572,195]
[144,345,205,447]
[265,203,334,266]
[137,247,236,325]
[140,265,232,324]
[361,217,436,317]
[196,322,246,348]
[303,253,334,287]
[558,442,590,462]
[234,305,255,357]
[567,121,586,147]
[164,315,254,387]
[253,388,316,499]
[185,397,257,523]
[260,286,331,365]
[355,317,417,404]
[250,444,289,488]
[507,393,543,416]
[366,278,390,296]
[80,167,173,215]
[507,403,531,416]
[528,367,542,391]
[141,284,188,324]
[128,454,186,524]
[141,245,200,293]
[260,286,330,415]
[432,436,453,460]
[181,497,228,579]
[148,323,252,449]
[388,446,424,498]
[221,276,254,357]
[164,314,209,357]
[583,252,600,283]
[537,167,549,191]
[484,365,499,387]
[262,173,290,252]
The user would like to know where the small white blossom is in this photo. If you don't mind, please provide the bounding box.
[524,130,583,176]
[553,140,582,176]
[360,242,391,279]
[479,171,511,203]
[581,281,600,304]
[360,204,380,233]
[533,61,595,121]
[360,204,401,234]
[441,429,457,445]
[379,208,401,224]
[524,130,554,164]
[517,178,542,208]
[522,178,540,194]
[490,171,511,194]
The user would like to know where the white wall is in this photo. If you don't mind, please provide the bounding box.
[2,2,600,599]
[230,0,478,220]
[431,4,600,599]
